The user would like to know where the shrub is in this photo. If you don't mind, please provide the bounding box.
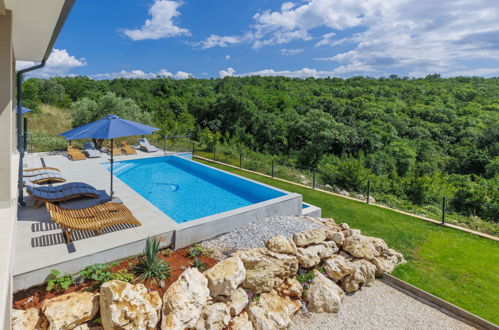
[133,238,172,284]
[46,269,73,291]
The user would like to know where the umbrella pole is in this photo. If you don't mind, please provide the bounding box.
[110,138,114,200]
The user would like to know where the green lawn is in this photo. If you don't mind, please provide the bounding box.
[196,158,499,324]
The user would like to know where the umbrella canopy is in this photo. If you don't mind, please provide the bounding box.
[18,106,32,114]
[61,114,159,140]
[60,115,159,200]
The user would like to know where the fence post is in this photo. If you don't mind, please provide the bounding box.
[163,136,166,155]
[240,153,242,169]
[192,143,195,155]
[367,179,371,204]
[313,169,316,189]
[442,196,446,224]
[213,147,216,161]
[272,159,275,178]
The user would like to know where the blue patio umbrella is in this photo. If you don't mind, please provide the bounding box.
[61,115,159,199]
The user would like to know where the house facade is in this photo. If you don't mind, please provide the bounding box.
[0,0,74,327]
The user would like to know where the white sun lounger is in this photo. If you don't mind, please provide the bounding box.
[23,168,60,177]
[139,138,158,152]
[23,172,66,184]
[83,142,102,158]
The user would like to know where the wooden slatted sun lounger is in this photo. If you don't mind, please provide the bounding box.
[24,173,66,185]
[120,141,137,155]
[27,183,100,208]
[46,202,141,243]
[106,142,122,156]
[67,146,86,161]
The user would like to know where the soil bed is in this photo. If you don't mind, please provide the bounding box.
[13,247,217,311]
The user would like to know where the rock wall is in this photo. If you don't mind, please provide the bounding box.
[12,218,404,330]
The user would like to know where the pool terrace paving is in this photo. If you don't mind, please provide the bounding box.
[14,149,177,289]
[14,148,303,290]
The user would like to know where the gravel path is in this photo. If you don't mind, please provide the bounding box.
[291,280,474,330]
[201,216,321,259]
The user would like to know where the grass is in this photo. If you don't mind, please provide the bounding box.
[26,105,72,152]
[195,157,499,325]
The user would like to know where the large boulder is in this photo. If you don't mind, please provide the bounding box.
[247,291,301,329]
[342,234,378,259]
[296,241,338,268]
[371,248,405,276]
[230,312,254,330]
[228,287,249,316]
[341,259,376,292]
[204,256,246,297]
[195,302,231,330]
[276,277,303,299]
[293,229,326,247]
[235,248,298,294]
[323,254,355,281]
[264,236,297,255]
[11,308,43,330]
[41,292,99,330]
[161,268,210,330]
[100,280,161,330]
[303,270,344,313]
[328,231,345,247]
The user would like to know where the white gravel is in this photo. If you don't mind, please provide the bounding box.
[291,280,474,330]
[201,216,321,259]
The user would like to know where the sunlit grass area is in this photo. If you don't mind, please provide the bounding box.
[195,158,499,324]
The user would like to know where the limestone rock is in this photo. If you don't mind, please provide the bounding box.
[41,292,99,330]
[323,254,355,281]
[247,290,301,329]
[342,234,378,259]
[264,235,297,255]
[341,259,376,292]
[346,229,361,237]
[12,308,42,330]
[195,302,231,330]
[228,287,249,316]
[371,248,405,276]
[235,248,298,294]
[304,270,344,313]
[296,241,338,268]
[367,236,389,256]
[339,223,350,231]
[73,325,103,330]
[293,229,326,247]
[296,247,321,268]
[276,277,303,299]
[100,280,161,330]
[328,231,345,247]
[161,268,210,330]
[230,312,254,330]
[204,256,246,297]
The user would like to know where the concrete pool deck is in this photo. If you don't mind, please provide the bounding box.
[14,149,307,290]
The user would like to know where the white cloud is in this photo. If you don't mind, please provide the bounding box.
[194,34,243,49]
[121,0,189,41]
[225,54,231,60]
[219,67,236,78]
[92,69,192,80]
[16,49,85,77]
[280,48,304,56]
[199,0,499,76]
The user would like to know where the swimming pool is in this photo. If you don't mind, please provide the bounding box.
[104,156,287,223]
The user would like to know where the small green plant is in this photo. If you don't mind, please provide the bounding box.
[92,317,102,325]
[46,269,73,291]
[111,270,135,282]
[78,264,113,284]
[187,244,208,271]
[163,248,173,257]
[296,271,315,284]
[133,238,172,284]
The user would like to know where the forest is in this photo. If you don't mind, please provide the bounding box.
[22,75,499,234]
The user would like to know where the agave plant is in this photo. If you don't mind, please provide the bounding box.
[133,238,171,284]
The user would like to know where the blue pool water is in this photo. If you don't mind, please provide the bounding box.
[103,156,286,223]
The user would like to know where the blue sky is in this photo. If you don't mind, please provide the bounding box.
[19,0,499,79]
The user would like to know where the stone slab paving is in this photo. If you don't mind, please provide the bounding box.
[291,280,474,330]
